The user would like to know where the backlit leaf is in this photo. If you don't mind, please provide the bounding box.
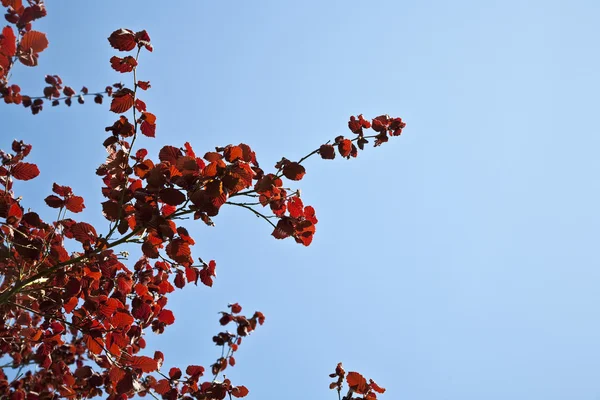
[110,55,137,73]
[11,162,39,180]
[346,372,368,394]
[108,29,136,51]
[110,89,134,113]
[20,30,48,53]
[130,355,158,372]
[369,379,386,394]
[0,26,16,57]
[231,386,249,398]
[157,309,175,325]
[282,162,305,181]
[65,196,85,213]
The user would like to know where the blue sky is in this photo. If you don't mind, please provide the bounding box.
[4,0,600,399]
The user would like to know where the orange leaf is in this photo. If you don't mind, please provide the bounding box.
[369,379,386,394]
[231,386,249,398]
[130,355,158,373]
[346,372,368,394]
[20,30,48,53]
[84,335,104,355]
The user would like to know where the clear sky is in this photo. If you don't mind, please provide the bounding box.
[4,0,600,399]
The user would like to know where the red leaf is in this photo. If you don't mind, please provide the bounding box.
[65,196,85,213]
[11,162,39,180]
[157,309,175,325]
[44,195,64,208]
[137,80,151,90]
[169,367,182,380]
[6,202,22,225]
[186,365,204,378]
[110,89,135,114]
[229,303,242,314]
[154,379,170,395]
[272,218,294,239]
[174,271,186,289]
[20,30,48,53]
[159,188,185,206]
[110,55,137,73]
[142,111,156,124]
[135,30,153,51]
[63,86,75,97]
[319,144,336,159]
[287,196,304,218]
[140,121,156,137]
[108,29,136,51]
[166,239,192,265]
[229,356,236,366]
[231,386,249,398]
[338,139,353,158]
[346,372,368,394]
[63,297,78,314]
[0,26,16,57]
[282,162,305,181]
[369,379,386,394]
[130,355,158,373]
[200,260,216,287]
[112,312,134,328]
[53,183,72,196]
[304,205,318,224]
[135,98,146,112]
[142,238,161,259]
[70,222,97,243]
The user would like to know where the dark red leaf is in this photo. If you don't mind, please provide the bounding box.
[11,162,39,180]
[110,55,137,73]
[319,144,336,159]
[282,162,305,181]
[110,88,135,114]
[272,218,294,239]
[108,29,136,51]
[44,195,64,208]
[65,196,85,213]
[174,271,186,289]
[137,80,151,90]
[185,365,204,378]
[159,188,185,206]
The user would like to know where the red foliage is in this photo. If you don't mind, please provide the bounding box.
[0,2,404,399]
